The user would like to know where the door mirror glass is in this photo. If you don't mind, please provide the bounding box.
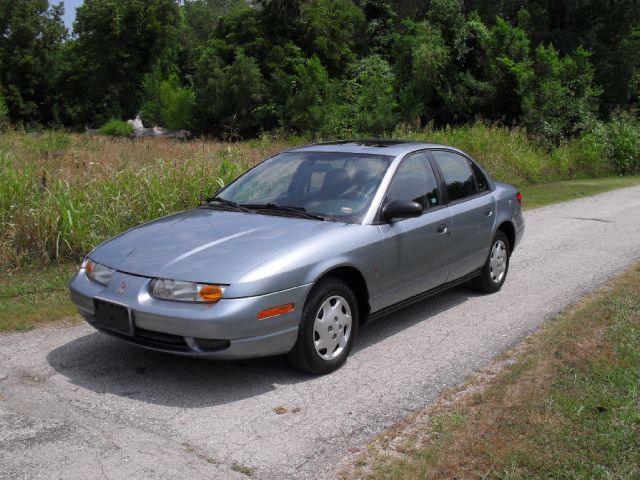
[382,200,423,221]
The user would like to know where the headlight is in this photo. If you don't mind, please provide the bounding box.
[82,258,115,286]
[149,278,225,303]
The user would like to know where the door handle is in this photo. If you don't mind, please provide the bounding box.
[437,224,448,234]
[485,209,493,217]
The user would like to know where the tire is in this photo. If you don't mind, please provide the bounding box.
[472,231,510,293]
[288,278,359,375]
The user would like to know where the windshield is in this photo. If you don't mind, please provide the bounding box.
[217,151,392,222]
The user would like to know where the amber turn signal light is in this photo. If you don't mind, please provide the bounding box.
[198,284,224,302]
[257,303,294,320]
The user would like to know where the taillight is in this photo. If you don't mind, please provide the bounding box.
[516,191,522,205]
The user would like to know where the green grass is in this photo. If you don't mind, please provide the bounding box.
[520,175,640,209]
[348,264,640,479]
[0,263,80,332]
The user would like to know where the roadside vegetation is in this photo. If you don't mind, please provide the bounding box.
[3,123,640,270]
[2,125,640,333]
[0,263,78,332]
[520,176,640,209]
[346,263,640,479]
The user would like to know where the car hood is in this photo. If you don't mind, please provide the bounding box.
[90,209,345,284]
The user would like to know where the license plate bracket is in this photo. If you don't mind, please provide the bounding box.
[93,298,134,336]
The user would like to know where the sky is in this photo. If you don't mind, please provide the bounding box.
[62,0,84,30]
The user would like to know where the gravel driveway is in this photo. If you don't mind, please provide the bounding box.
[2,186,639,479]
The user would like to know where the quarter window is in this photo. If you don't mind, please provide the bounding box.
[386,152,440,209]
[432,151,477,202]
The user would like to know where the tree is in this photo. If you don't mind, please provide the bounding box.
[175,0,241,80]
[359,0,397,56]
[484,15,531,123]
[392,20,450,124]
[353,55,398,135]
[69,0,180,125]
[286,56,332,132]
[468,0,640,116]
[194,49,265,137]
[140,65,195,130]
[301,0,365,75]
[517,45,601,145]
[0,0,66,126]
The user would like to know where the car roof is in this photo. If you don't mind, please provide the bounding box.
[289,140,462,158]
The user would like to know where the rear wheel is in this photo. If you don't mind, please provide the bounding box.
[473,231,510,293]
[288,278,358,375]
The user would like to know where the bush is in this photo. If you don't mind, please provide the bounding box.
[550,129,612,179]
[99,119,133,137]
[604,118,640,175]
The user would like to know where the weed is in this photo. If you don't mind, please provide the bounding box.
[231,463,255,476]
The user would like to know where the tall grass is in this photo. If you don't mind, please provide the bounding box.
[401,124,613,184]
[0,132,294,267]
[0,123,635,268]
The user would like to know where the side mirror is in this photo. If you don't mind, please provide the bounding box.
[382,200,423,222]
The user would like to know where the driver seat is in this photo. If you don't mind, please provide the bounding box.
[321,169,352,198]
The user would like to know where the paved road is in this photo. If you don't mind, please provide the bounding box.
[2,187,640,480]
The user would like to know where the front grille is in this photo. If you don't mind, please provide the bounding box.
[95,324,190,352]
[95,324,231,354]
[135,328,187,347]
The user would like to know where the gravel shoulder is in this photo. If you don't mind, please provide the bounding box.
[1,186,639,479]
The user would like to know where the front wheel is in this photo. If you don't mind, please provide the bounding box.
[288,278,359,375]
[472,231,510,293]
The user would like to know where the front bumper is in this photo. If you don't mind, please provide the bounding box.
[69,270,312,359]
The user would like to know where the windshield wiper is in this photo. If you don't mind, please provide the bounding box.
[202,196,250,213]
[248,203,326,221]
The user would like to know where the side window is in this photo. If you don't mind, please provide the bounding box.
[432,151,477,202]
[386,152,440,209]
[471,162,489,193]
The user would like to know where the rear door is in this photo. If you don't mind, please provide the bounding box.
[376,152,451,309]
[429,150,495,281]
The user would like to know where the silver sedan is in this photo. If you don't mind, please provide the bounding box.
[69,140,524,374]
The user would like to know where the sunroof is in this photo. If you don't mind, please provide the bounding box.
[317,139,419,147]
